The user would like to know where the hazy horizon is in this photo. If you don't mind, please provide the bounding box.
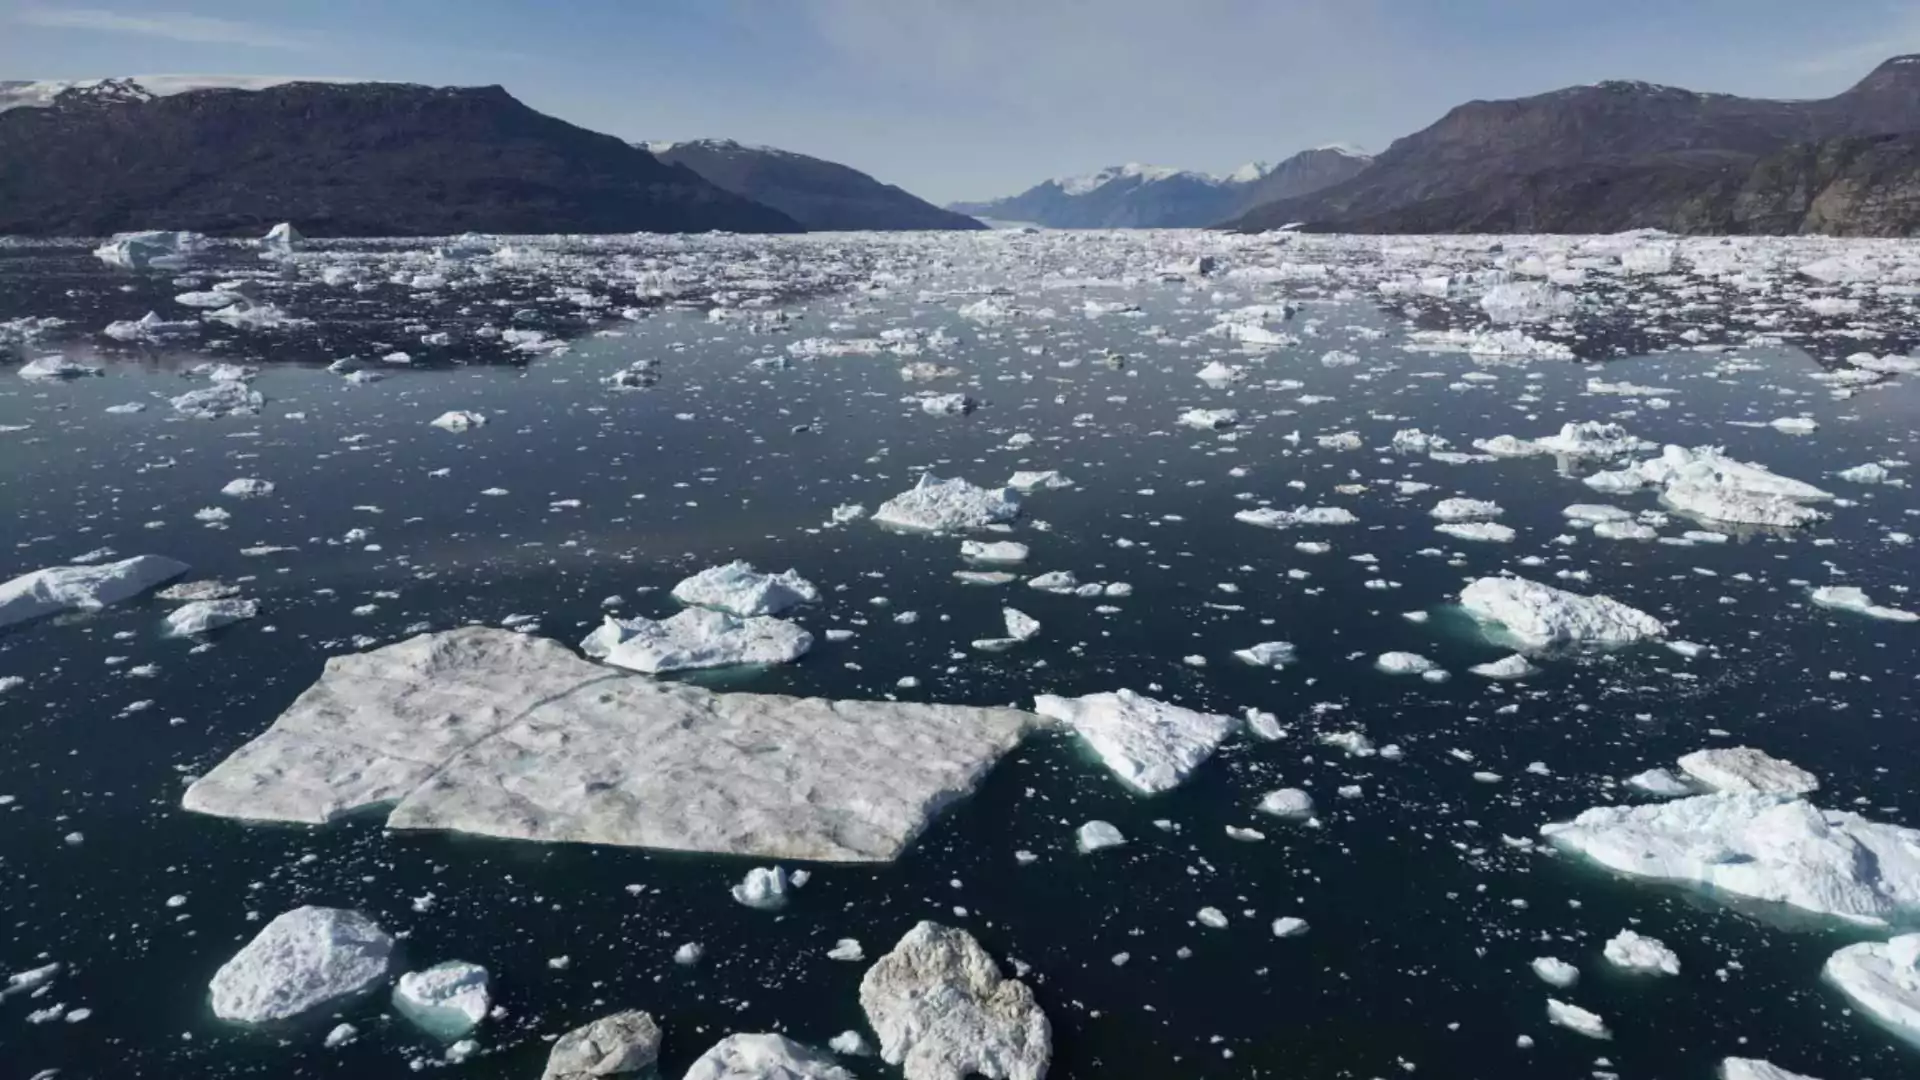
[2,0,1916,204]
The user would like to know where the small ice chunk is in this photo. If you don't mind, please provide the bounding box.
[1007,471,1073,492]
[859,922,1049,1080]
[1234,641,1296,669]
[164,598,258,637]
[961,540,1030,564]
[1197,907,1229,929]
[581,610,811,673]
[1270,917,1309,938]
[671,561,819,617]
[1258,788,1315,819]
[393,961,491,1039]
[1603,929,1680,975]
[1545,999,1610,1039]
[1627,768,1694,797]
[1678,747,1819,796]
[731,867,792,911]
[875,474,1020,532]
[429,411,487,432]
[681,1033,851,1080]
[1810,585,1917,623]
[1033,690,1236,794]
[1823,934,1920,1047]
[209,906,393,1023]
[1430,498,1503,522]
[1720,1059,1823,1080]
[1469,654,1535,680]
[1531,957,1579,988]
[1375,651,1437,676]
[1459,576,1664,646]
[1076,821,1126,853]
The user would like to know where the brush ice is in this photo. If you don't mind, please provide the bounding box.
[393,961,490,1039]
[1603,930,1680,975]
[184,628,1045,861]
[1033,689,1236,794]
[1459,577,1664,647]
[1823,935,1920,1047]
[581,609,811,673]
[1678,747,1819,796]
[859,921,1051,1080]
[1542,793,1920,926]
[874,474,1020,532]
[671,562,819,617]
[209,906,393,1023]
[1810,586,1917,623]
[0,555,188,629]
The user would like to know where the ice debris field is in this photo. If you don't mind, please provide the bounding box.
[0,227,1917,1079]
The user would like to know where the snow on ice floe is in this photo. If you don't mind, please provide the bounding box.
[0,555,188,629]
[1033,690,1235,794]
[1542,793,1920,926]
[682,1033,853,1080]
[540,1010,661,1080]
[670,561,819,617]
[874,474,1020,532]
[1824,935,1920,1048]
[1677,747,1819,796]
[1459,576,1664,648]
[183,628,1047,861]
[581,609,812,673]
[1810,586,1917,623]
[208,906,393,1023]
[393,961,490,1039]
[860,922,1051,1080]
[1603,929,1680,975]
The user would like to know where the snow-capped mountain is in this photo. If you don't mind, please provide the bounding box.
[641,138,981,231]
[0,75,368,113]
[949,147,1369,228]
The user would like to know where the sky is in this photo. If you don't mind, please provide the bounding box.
[4,0,1919,204]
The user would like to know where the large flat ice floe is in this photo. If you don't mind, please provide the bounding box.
[874,474,1020,532]
[183,628,1047,862]
[1033,690,1236,794]
[1,555,189,629]
[1542,793,1920,927]
[860,922,1051,1080]
[209,906,394,1023]
[1823,935,1920,1047]
[1458,576,1664,648]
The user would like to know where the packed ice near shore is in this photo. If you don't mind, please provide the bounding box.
[1,226,1917,1080]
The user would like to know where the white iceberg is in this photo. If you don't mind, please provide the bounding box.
[874,474,1020,532]
[731,867,792,910]
[18,355,101,380]
[671,561,819,617]
[1033,689,1236,794]
[1459,576,1664,647]
[1470,654,1536,680]
[1234,506,1358,529]
[961,540,1029,564]
[1810,586,1917,623]
[859,921,1051,1080]
[1430,498,1503,522]
[209,906,393,1023]
[1546,998,1610,1039]
[1076,820,1126,853]
[429,411,487,432]
[1542,793,1920,926]
[683,1034,853,1080]
[1721,1059,1822,1080]
[1602,929,1679,975]
[183,628,1047,862]
[1006,470,1072,492]
[394,961,490,1039]
[1375,651,1438,675]
[1178,408,1239,430]
[171,381,263,419]
[0,555,188,629]
[1824,935,1920,1048]
[1531,957,1579,988]
[1531,422,1656,458]
[221,478,274,498]
[94,230,205,270]
[104,311,198,342]
[1258,788,1315,819]
[163,598,258,637]
[540,1010,661,1080]
[1677,747,1819,796]
[1234,641,1296,669]
[1436,522,1515,543]
[580,609,811,673]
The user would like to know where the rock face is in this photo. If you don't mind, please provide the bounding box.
[647,138,983,231]
[208,906,394,1023]
[0,555,190,629]
[949,147,1368,228]
[681,1033,854,1080]
[183,628,1048,862]
[1227,56,1920,236]
[0,78,801,236]
[859,922,1051,1080]
[540,1010,662,1080]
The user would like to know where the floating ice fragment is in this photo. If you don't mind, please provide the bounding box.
[209,906,393,1023]
[1603,930,1680,975]
[1033,690,1235,794]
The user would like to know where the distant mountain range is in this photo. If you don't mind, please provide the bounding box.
[1226,56,1920,235]
[644,139,983,231]
[948,147,1372,228]
[0,78,800,236]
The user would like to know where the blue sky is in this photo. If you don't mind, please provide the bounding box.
[3,0,1917,204]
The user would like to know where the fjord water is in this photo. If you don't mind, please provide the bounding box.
[1,238,1916,1080]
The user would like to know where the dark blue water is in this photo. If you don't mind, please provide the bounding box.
[1,236,1917,1079]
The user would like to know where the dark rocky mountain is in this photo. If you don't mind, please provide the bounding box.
[948,147,1368,229]
[1228,56,1920,235]
[0,78,801,237]
[645,138,981,231]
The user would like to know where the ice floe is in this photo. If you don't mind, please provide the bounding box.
[1459,576,1665,647]
[0,555,188,629]
[874,474,1020,532]
[208,906,393,1023]
[1677,747,1819,796]
[1810,586,1917,623]
[1032,689,1236,794]
[1603,929,1680,975]
[1823,935,1920,1047]
[393,961,490,1039]
[860,921,1051,1080]
[683,1033,853,1080]
[671,561,819,617]
[540,1010,661,1080]
[580,609,812,673]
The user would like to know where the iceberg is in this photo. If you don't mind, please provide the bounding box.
[960,540,1029,564]
[730,866,792,911]
[1677,747,1819,796]
[1810,586,1917,623]
[1234,506,1358,529]
[93,230,205,270]
[209,906,393,1023]
[170,381,263,419]
[1,555,189,629]
[1469,654,1536,679]
[860,922,1051,1080]
[183,628,1047,861]
[1542,793,1920,926]
[1602,929,1679,975]
[1234,641,1297,669]
[1033,689,1235,794]
[103,311,198,342]
[1546,999,1610,1039]
[1530,422,1656,458]
[1076,820,1126,853]
[541,1010,661,1080]
[1721,1059,1822,1080]
[1430,498,1503,522]
[874,474,1020,532]
[1178,408,1239,430]
[1458,576,1664,647]
[1006,471,1072,492]
[163,598,258,637]
[393,961,490,1039]
[1824,935,1920,1047]
[670,561,819,617]
[682,1034,854,1080]
[1436,522,1514,543]
[429,411,487,432]
[580,609,812,673]
[17,355,101,380]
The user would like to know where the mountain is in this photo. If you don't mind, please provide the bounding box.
[644,138,982,231]
[0,78,801,237]
[945,147,1363,229]
[1227,56,1920,235]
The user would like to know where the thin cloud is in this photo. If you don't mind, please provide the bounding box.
[14,7,313,51]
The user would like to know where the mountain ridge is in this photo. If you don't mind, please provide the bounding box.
[644,138,981,232]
